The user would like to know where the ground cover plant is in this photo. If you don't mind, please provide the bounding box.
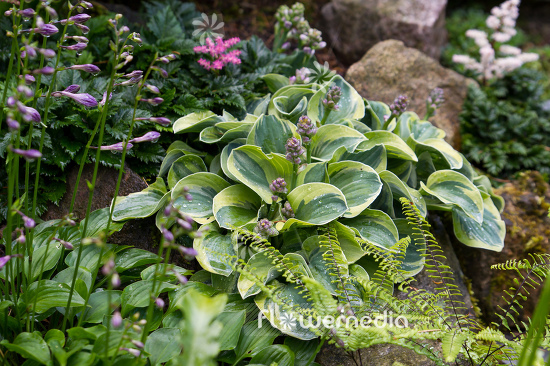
[0,0,549,365]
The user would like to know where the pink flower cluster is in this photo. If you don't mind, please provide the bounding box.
[194,37,241,70]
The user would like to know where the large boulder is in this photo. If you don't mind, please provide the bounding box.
[346,40,474,149]
[42,163,159,252]
[453,171,550,327]
[320,0,447,66]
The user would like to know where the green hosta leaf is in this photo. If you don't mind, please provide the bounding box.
[379,170,427,217]
[52,267,92,292]
[420,170,483,224]
[284,337,319,366]
[173,111,223,134]
[26,280,86,314]
[112,178,169,221]
[141,264,192,281]
[272,95,309,123]
[82,208,125,237]
[295,162,327,186]
[328,161,382,218]
[360,131,418,162]
[0,332,50,365]
[221,138,247,182]
[200,122,253,144]
[145,328,183,366]
[217,310,246,351]
[115,248,159,272]
[330,144,387,173]
[80,290,121,323]
[408,136,463,170]
[333,221,365,263]
[121,280,177,316]
[193,223,236,276]
[255,281,315,340]
[227,145,294,204]
[65,244,115,270]
[282,183,348,230]
[26,243,63,281]
[167,155,207,189]
[262,74,290,93]
[307,75,365,124]
[362,100,390,130]
[452,196,505,251]
[249,345,295,366]
[393,218,426,278]
[474,175,505,213]
[393,112,420,140]
[171,172,231,224]
[309,124,367,161]
[247,93,271,116]
[159,141,205,176]
[213,184,262,229]
[247,115,297,154]
[341,209,399,250]
[302,235,348,294]
[177,289,227,366]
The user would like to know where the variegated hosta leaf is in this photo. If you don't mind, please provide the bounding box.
[452,196,505,251]
[359,131,418,162]
[262,74,289,93]
[280,183,348,231]
[247,115,297,155]
[330,144,387,173]
[167,154,207,189]
[171,172,231,224]
[112,178,169,221]
[302,235,348,294]
[173,111,224,134]
[327,161,382,218]
[237,252,274,299]
[408,137,463,170]
[379,170,427,218]
[307,75,365,124]
[393,218,426,278]
[227,145,294,204]
[255,280,317,340]
[295,162,327,186]
[473,175,505,213]
[213,184,262,229]
[159,141,205,177]
[193,223,236,276]
[393,112,420,141]
[340,209,399,250]
[268,85,315,121]
[420,170,483,224]
[309,124,367,161]
[200,121,254,144]
[221,138,247,182]
[333,221,365,263]
[247,93,271,116]
[362,100,390,131]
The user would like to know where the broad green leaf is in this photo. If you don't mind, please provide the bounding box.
[295,162,327,186]
[159,141,205,176]
[255,281,315,340]
[145,328,182,366]
[52,267,92,292]
[173,111,223,134]
[309,124,367,161]
[177,289,227,366]
[213,184,262,229]
[217,310,246,351]
[227,145,294,203]
[330,144,387,173]
[307,75,364,124]
[247,93,271,116]
[302,235,348,294]
[193,223,236,276]
[328,161,382,218]
[65,244,115,270]
[80,290,121,323]
[360,131,418,162]
[474,175,505,213]
[115,248,159,272]
[284,337,319,366]
[393,112,420,141]
[141,264,192,281]
[247,115,297,154]
[167,155,207,189]
[1,332,50,365]
[82,208,125,237]
[249,345,295,366]
[121,280,177,316]
[200,123,253,144]
[283,183,348,229]
[262,74,289,93]
[171,172,231,224]
[26,280,85,313]
[333,221,365,263]
[452,196,505,251]
[362,100,390,130]
[26,243,63,281]
[271,95,309,123]
[341,209,399,250]
[408,135,463,170]
[393,218,425,278]
[379,170,427,217]
[421,170,483,224]
[221,138,247,182]
[112,178,169,221]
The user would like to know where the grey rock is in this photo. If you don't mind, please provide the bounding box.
[320,0,447,66]
[346,40,475,149]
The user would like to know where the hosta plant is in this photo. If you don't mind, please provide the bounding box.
[111,74,507,339]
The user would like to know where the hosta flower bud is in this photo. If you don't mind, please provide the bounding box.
[17,85,33,98]
[7,96,16,108]
[4,10,13,17]
[149,117,171,127]
[19,105,41,123]
[111,273,121,288]
[92,142,132,151]
[120,348,140,357]
[33,66,55,75]
[131,340,145,349]
[51,90,98,108]
[38,48,56,58]
[154,298,165,309]
[390,95,409,116]
[53,238,73,250]
[124,70,143,78]
[16,231,26,244]
[62,42,87,51]
[296,115,317,144]
[68,64,100,73]
[102,259,115,276]
[176,218,192,231]
[15,210,36,228]
[79,1,93,9]
[254,219,279,238]
[63,85,81,93]
[75,24,90,33]
[46,6,58,20]
[140,97,164,105]
[23,74,35,85]
[0,255,20,269]
[18,8,35,18]
[7,116,20,131]
[178,246,198,257]
[129,131,160,143]
[111,311,122,327]
[281,201,295,219]
[35,23,59,36]
[23,45,37,59]
[145,84,160,94]
[270,177,288,195]
[426,88,444,115]
[10,148,42,162]
[323,86,342,111]
[162,227,174,242]
[285,137,305,165]
[293,67,310,84]
[174,271,188,285]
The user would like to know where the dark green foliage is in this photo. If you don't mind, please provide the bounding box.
[460,69,550,177]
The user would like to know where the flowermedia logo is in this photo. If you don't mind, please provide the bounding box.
[192,13,224,45]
